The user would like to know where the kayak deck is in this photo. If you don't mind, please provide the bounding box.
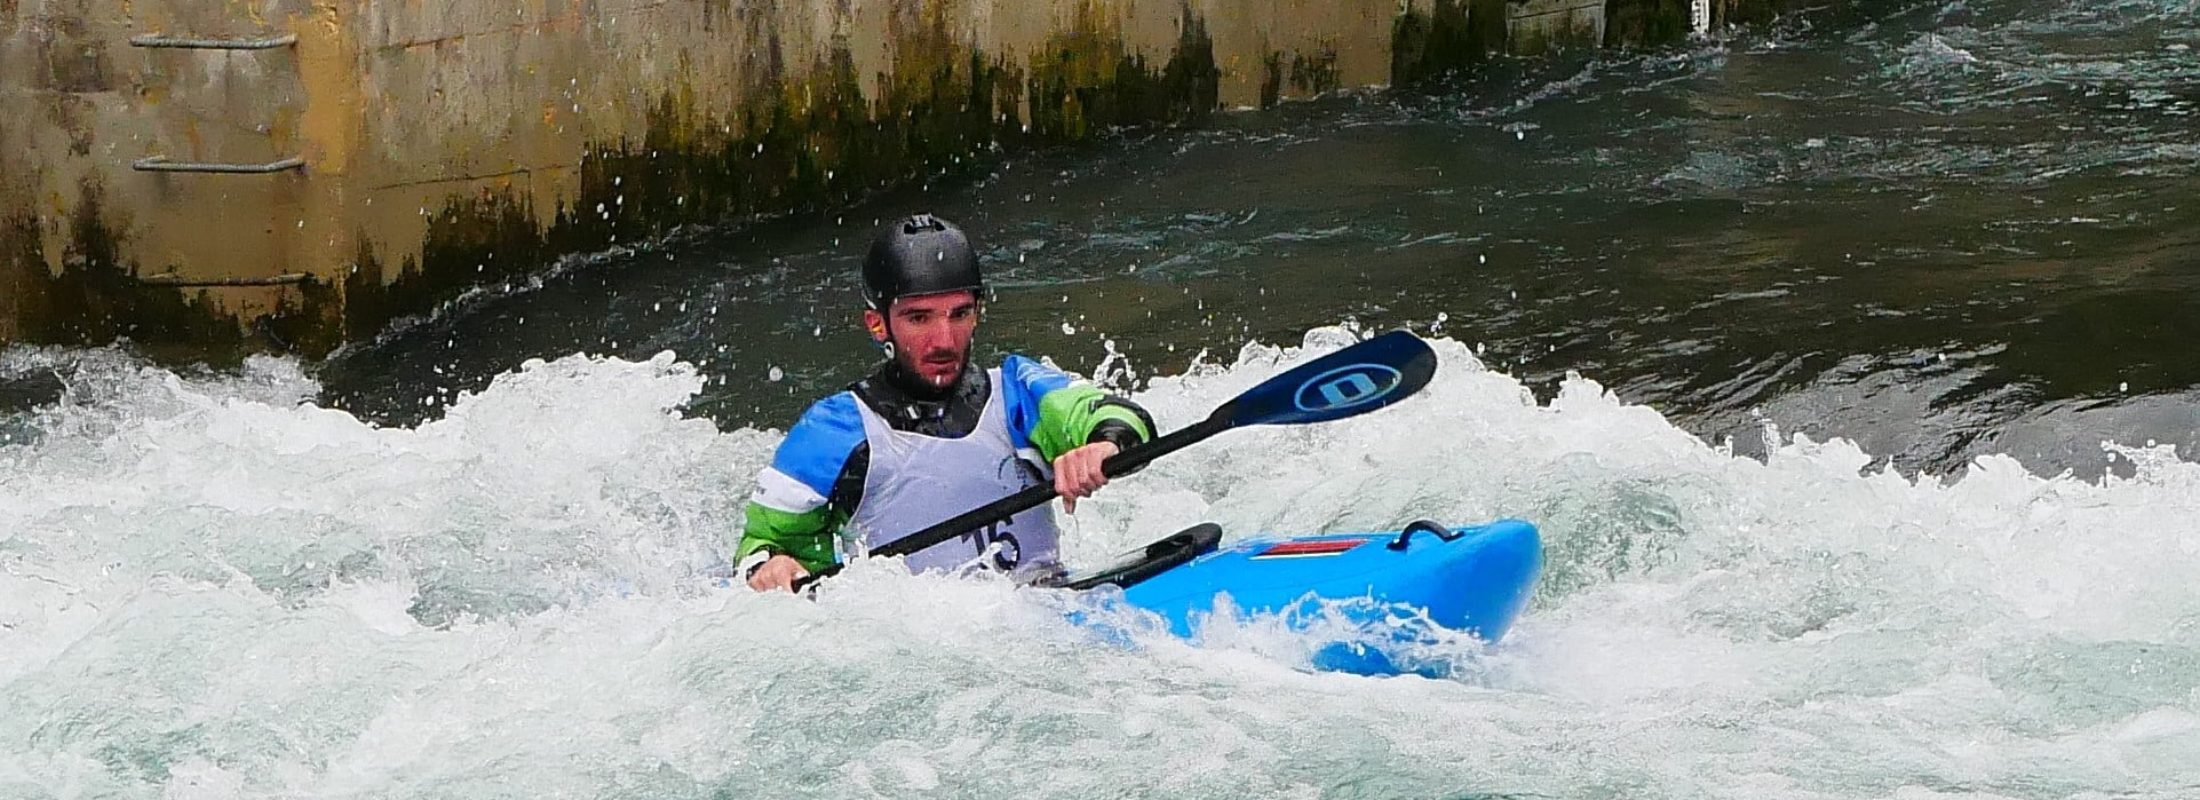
[1078,519,1543,677]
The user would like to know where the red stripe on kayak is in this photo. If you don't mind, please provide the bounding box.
[1250,538,1368,559]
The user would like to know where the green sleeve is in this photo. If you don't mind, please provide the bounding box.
[1027,385,1155,462]
[736,502,843,573]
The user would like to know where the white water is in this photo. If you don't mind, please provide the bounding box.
[5,329,2199,799]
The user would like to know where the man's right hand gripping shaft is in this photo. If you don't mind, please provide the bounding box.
[748,554,811,592]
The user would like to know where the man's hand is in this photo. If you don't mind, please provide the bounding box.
[1052,441,1121,514]
[747,554,811,592]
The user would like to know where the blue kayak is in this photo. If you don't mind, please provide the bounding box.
[1058,519,1543,677]
[715,517,1543,678]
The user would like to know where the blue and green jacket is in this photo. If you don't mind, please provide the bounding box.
[738,356,1154,572]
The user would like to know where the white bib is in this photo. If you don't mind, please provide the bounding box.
[846,368,1063,578]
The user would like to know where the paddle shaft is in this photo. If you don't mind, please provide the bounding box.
[874,414,1229,558]
[789,416,1228,589]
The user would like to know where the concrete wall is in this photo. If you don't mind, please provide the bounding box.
[0,0,1784,358]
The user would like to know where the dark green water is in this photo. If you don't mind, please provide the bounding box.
[316,0,2199,476]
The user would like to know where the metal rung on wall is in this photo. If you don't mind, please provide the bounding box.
[130,33,297,50]
[133,155,306,174]
[136,273,311,287]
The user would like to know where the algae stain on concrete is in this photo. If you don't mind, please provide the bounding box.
[1604,0,1692,49]
[1260,45,1341,110]
[1292,47,1342,96]
[0,182,338,361]
[1391,0,1508,90]
[1026,4,1219,140]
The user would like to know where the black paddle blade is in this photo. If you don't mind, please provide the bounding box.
[1044,523,1224,591]
[1217,330,1439,428]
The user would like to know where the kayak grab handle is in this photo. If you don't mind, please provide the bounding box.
[1386,520,1464,551]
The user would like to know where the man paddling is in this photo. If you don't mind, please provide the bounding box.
[737,214,1156,592]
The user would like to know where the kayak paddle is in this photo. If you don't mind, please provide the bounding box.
[787,329,1439,590]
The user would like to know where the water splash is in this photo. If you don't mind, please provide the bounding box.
[7,326,2198,797]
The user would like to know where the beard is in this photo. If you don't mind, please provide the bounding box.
[895,342,968,392]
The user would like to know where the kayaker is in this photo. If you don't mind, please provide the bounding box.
[737,213,1157,592]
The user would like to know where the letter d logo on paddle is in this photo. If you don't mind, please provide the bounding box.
[1227,330,1431,426]
[1293,363,1403,413]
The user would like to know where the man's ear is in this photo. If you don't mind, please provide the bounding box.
[862,308,889,343]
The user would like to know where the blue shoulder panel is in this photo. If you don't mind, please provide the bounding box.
[770,392,866,497]
[1001,354,1073,450]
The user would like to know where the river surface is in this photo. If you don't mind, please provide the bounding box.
[5,0,2200,797]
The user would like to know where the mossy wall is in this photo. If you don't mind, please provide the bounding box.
[1,0,1833,359]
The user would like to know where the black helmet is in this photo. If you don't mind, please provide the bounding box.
[861,214,984,311]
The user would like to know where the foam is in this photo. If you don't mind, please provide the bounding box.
[4,327,2198,797]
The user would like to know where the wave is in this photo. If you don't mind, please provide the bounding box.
[5,328,2198,797]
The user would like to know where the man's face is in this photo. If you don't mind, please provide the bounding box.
[866,291,980,389]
